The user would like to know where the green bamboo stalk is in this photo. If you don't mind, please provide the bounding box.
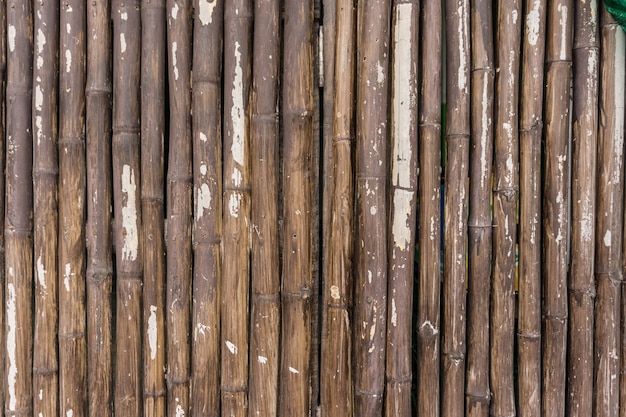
[58,0,87,415]
[4,0,32,414]
[86,0,114,415]
[33,0,59,416]
[191,0,223,415]
[141,0,166,415]
[385,1,418,416]
[248,0,280,415]
[166,0,193,415]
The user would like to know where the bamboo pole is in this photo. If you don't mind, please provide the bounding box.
[112,0,143,414]
[58,0,87,415]
[166,0,193,415]
[320,0,355,415]
[86,0,114,414]
[543,1,573,416]
[0,0,5,410]
[279,0,315,415]
[353,0,391,415]
[221,0,252,415]
[248,0,279,415]
[567,1,599,416]
[594,6,624,417]
[416,0,443,415]
[191,0,223,415]
[442,0,470,415]
[4,0,32,414]
[518,1,546,416]
[33,0,59,416]
[465,0,493,415]
[141,0,166,415]
[491,2,521,417]
[385,1,418,416]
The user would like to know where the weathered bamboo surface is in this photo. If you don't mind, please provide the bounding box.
[0,1,625,416]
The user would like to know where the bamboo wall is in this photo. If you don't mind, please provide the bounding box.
[0,0,625,416]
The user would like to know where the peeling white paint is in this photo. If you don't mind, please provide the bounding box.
[171,2,179,19]
[604,230,611,247]
[36,255,47,290]
[232,167,242,187]
[480,73,490,189]
[370,205,377,216]
[330,285,340,300]
[614,30,625,187]
[64,263,71,292]
[66,23,71,34]
[121,11,127,20]
[377,61,384,84]
[258,355,268,364]
[172,42,179,80]
[36,29,46,69]
[175,404,184,417]
[120,33,127,54]
[367,270,372,284]
[8,25,15,52]
[148,305,158,360]
[391,298,397,327]
[35,84,43,111]
[289,367,299,374]
[121,165,139,261]
[457,4,468,90]
[196,183,212,220]
[392,189,414,251]
[65,50,72,73]
[511,9,518,25]
[200,163,208,176]
[195,322,210,340]
[226,340,238,355]
[7,283,16,410]
[420,320,439,335]
[198,0,217,25]
[231,41,245,166]
[526,2,541,47]
[199,132,208,142]
[228,192,242,218]
[66,410,74,417]
[558,4,568,60]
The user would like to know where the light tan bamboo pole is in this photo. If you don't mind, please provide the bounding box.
[4,0,32,415]
[320,0,355,415]
[567,1,599,416]
[442,0,470,415]
[86,0,114,415]
[33,0,59,416]
[248,0,280,415]
[166,0,193,415]
[385,1,418,416]
[416,0,443,415]
[353,0,391,415]
[112,0,143,414]
[594,6,624,417]
[543,1,573,416]
[58,0,87,415]
[141,0,166,414]
[491,1,521,417]
[191,0,223,415]
[518,2,546,417]
[465,0,493,415]
[279,0,315,415]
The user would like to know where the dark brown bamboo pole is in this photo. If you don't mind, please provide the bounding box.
[594,6,624,417]
[0,0,5,410]
[320,0,355,415]
[248,0,279,415]
[58,0,87,415]
[191,0,223,415]
[141,0,166,415]
[166,0,193,415]
[385,1,418,416]
[86,0,114,414]
[442,1,470,416]
[491,2,521,417]
[567,1,599,416]
[543,1,573,416]
[353,0,391,415]
[33,1,59,416]
[465,0,493,415]
[518,2,546,417]
[4,0,32,414]
[221,1,252,415]
[279,0,315,415]
[112,0,143,414]
[416,0,443,415]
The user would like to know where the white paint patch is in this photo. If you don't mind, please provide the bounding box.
[171,2,179,19]
[457,4,468,89]
[198,0,217,25]
[199,132,208,142]
[289,367,299,374]
[121,11,127,20]
[66,410,73,417]
[420,320,439,334]
[195,322,210,340]
[480,73,490,189]
[511,9,518,25]
[330,285,340,300]
[614,31,625,186]
[175,404,184,417]
[231,41,245,166]
[370,206,377,215]
[35,84,43,111]
[172,42,179,80]
[226,340,238,355]
[39,389,43,400]
[258,355,268,364]
[121,165,139,261]
[64,263,72,292]
[66,23,71,34]
[232,167,242,187]
[36,255,47,290]
[228,192,242,217]
[8,25,15,52]
[36,29,46,69]
[391,298,397,327]
[392,189,414,251]
[196,183,212,220]
[367,270,373,284]
[377,61,385,84]
[200,163,208,176]
[526,2,541,46]
[558,4,568,60]
[120,33,127,54]
[604,230,612,247]
[148,305,158,360]
[65,50,72,73]
[7,283,17,410]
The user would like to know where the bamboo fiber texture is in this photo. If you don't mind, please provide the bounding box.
[0,2,625,417]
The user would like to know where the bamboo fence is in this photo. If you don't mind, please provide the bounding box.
[1,1,626,416]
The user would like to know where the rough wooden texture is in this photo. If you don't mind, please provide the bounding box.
[141,0,166,415]
[442,1,470,416]
[191,1,223,416]
[594,7,624,417]
[249,0,280,415]
[416,0,442,414]
[385,1,418,416]
[543,1,573,416]
[33,0,59,416]
[321,0,355,415]
[466,0,493,416]
[58,0,87,415]
[166,0,193,415]
[567,1,599,416]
